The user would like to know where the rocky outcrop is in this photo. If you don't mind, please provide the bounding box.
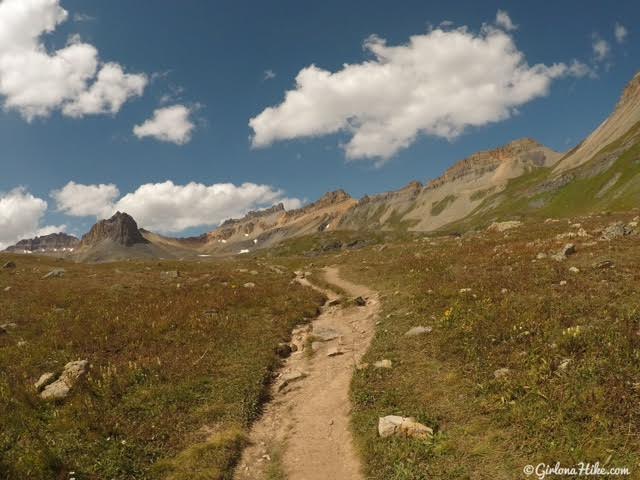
[4,233,79,253]
[426,138,555,191]
[80,212,148,247]
[38,360,89,400]
[378,415,433,439]
[554,71,640,173]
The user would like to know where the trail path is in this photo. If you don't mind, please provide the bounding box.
[234,266,379,480]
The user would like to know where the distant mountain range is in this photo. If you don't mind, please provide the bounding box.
[5,71,640,262]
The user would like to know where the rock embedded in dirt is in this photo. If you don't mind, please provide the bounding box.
[40,360,89,400]
[326,346,344,357]
[2,261,16,269]
[593,260,615,269]
[374,359,392,369]
[243,282,256,288]
[313,327,340,342]
[276,343,292,358]
[353,296,366,306]
[3,286,10,292]
[42,268,66,279]
[404,326,433,337]
[277,370,307,392]
[569,266,580,273]
[378,415,433,439]
[551,243,576,261]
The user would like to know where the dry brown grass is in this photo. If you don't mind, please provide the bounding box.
[0,255,323,479]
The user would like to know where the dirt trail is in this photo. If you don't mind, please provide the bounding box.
[234,266,379,480]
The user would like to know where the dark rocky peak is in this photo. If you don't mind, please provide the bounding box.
[80,212,148,247]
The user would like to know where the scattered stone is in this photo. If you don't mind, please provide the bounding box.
[40,360,89,400]
[569,266,580,273]
[353,296,366,306]
[536,252,547,260]
[378,415,433,439]
[313,327,340,342]
[558,358,572,371]
[3,286,10,292]
[501,288,509,294]
[276,343,292,358]
[404,326,432,337]
[459,288,472,293]
[2,261,16,269]
[160,270,179,279]
[559,280,568,286]
[311,341,324,351]
[493,368,511,379]
[374,359,392,369]
[551,243,576,261]
[600,222,626,240]
[277,370,307,392]
[593,260,615,269]
[0,323,17,333]
[243,282,256,288]
[34,372,56,391]
[42,268,65,279]
[487,221,522,232]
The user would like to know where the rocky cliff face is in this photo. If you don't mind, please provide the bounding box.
[554,71,640,173]
[80,212,148,247]
[4,233,79,253]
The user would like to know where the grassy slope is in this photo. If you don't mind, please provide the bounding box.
[0,255,323,480]
[445,122,640,233]
[271,213,640,479]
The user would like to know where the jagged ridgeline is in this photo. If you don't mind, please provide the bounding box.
[4,71,640,261]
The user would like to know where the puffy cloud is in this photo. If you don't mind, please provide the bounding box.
[114,181,300,232]
[62,62,147,117]
[264,69,276,80]
[249,18,589,163]
[592,35,610,62]
[495,10,517,31]
[614,23,628,44]
[133,105,195,145]
[0,0,146,120]
[51,181,120,218]
[0,187,59,249]
[51,180,302,233]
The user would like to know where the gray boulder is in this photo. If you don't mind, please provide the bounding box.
[378,415,433,439]
[40,360,89,400]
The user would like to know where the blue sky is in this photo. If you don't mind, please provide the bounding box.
[0,0,637,246]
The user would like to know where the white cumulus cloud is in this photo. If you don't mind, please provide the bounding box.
[249,16,589,163]
[0,0,147,120]
[0,187,61,249]
[51,181,120,218]
[614,23,628,44]
[495,10,517,31]
[51,180,302,234]
[133,105,196,145]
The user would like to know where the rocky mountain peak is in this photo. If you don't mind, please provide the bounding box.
[315,189,352,206]
[426,138,553,190]
[80,212,148,247]
[4,232,79,253]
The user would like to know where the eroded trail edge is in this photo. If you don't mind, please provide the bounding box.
[234,266,379,480]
